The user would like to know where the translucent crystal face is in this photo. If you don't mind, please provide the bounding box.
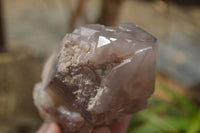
[33,23,157,133]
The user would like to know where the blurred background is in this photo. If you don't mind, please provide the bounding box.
[0,0,200,133]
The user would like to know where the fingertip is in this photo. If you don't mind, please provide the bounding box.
[92,126,110,133]
[109,115,131,133]
[46,123,61,133]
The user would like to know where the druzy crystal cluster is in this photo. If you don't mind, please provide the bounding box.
[33,23,157,133]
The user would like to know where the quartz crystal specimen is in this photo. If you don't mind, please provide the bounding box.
[33,23,157,133]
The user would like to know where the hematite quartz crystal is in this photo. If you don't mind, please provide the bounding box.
[33,23,157,133]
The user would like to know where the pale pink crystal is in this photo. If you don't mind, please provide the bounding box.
[33,23,157,133]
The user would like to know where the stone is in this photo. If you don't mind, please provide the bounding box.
[33,23,157,133]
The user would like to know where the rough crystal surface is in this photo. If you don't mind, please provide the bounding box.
[33,23,157,133]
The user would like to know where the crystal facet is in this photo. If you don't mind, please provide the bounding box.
[33,23,157,133]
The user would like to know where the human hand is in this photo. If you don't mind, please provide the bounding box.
[92,115,130,133]
[36,115,130,133]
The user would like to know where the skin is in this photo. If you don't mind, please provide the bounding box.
[36,115,131,133]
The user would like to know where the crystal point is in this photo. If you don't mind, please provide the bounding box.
[33,23,157,133]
